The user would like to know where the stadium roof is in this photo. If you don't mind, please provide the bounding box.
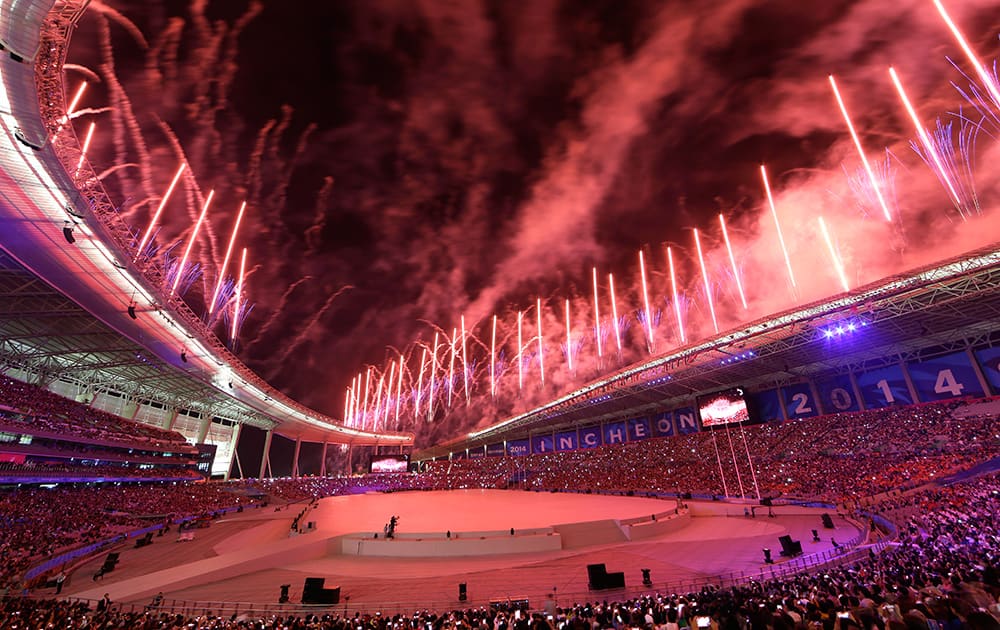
[0,0,412,446]
[415,242,1000,459]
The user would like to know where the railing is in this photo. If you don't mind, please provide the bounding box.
[54,526,889,618]
[23,501,264,581]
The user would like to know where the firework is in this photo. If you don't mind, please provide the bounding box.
[384,361,395,428]
[517,310,524,391]
[609,273,622,354]
[693,228,719,334]
[536,298,545,385]
[395,354,404,425]
[209,201,247,316]
[447,327,457,407]
[666,247,686,344]
[74,122,96,177]
[460,315,470,404]
[565,299,573,372]
[362,366,371,428]
[230,247,247,343]
[170,189,214,297]
[415,347,426,419]
[429,332,438,419]
[639,250,655,352]
[490,315,497,398]
[760,165,797,292]
[135,162,185,262]
[829,75,894,222]
[932,0,1000,110]
[818,217,850,293]
[718,215,747,310]
[889,67,966,217]
[592,267,603,359]
[910,117,981,219]
[65,81,87,121]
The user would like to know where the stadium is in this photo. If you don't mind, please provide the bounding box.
[0,1,999,629]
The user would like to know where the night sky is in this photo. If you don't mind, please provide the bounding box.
[66,0,1000,446]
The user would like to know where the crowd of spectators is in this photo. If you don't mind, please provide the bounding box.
[0,482,261,591]
[0,460,201,480]
[0,472,995,628]
[416,400,999,505]
[0,376,190,449]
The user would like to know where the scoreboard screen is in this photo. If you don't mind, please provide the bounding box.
[369,454,410,473]
[697,387,751,428]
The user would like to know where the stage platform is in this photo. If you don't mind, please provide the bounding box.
[63,490,860,611]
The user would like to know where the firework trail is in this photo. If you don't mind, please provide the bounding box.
[638,250,655,353]
[829,74,894,222]
[609,273,622,355]
[95,14,156,220]
[666,246,686,344]
[693,228,718,335]
[134,162,185,262]
[718,214,747,310]
[592,267,603,359]
[208,201,248,318]
[889,67,968,220]
[760,165,796,293]
[170,189,214,296]
[265,286,351,381]
[536,298,545,386]
[818,217,849,292]
[245,277,319,349]
[909,117,982,219]
[932,0,1000,111]
[564,299,574,372]
[74,122,96,176]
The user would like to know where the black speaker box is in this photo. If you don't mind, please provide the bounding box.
[778,535,802,557]
[587,563,607,588]
[822,513,835,529]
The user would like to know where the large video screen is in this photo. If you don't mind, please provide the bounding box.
[697,387,751,428]
[369,453,410,474]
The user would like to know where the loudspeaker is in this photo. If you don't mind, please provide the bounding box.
[587,564,607,589]
[605,572,626,589]
[641,569,652,586]
[822,513,835,529]
[458,583,467,601]
[63,226,75,244]
[302,578,340,605]
[778,535,802,557]
[279,584,290,603]
[127,305,137,319]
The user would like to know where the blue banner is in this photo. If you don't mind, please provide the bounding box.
[486,442,505,457]
[751,389,783,422]
[452,451,466,460]
[555,430,579,451]
[675,407,699,434]
[908,351,984,401]
[652,412,674,437]
[781,382,820,419]
[579,425,602,449]
[856,364,912,408]
[816,375,860,414]
[506,439,529,457]
[531,434,554,454]
[468,445,485,458]
[627,417,652,441]
[603,421,627,445]
[973,347,1000,394]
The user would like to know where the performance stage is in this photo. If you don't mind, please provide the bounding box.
[65,490,861,611]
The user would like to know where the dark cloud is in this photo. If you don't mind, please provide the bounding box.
[67,0,1000,445]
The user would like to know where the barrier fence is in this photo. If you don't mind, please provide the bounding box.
[54,537,891,620]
